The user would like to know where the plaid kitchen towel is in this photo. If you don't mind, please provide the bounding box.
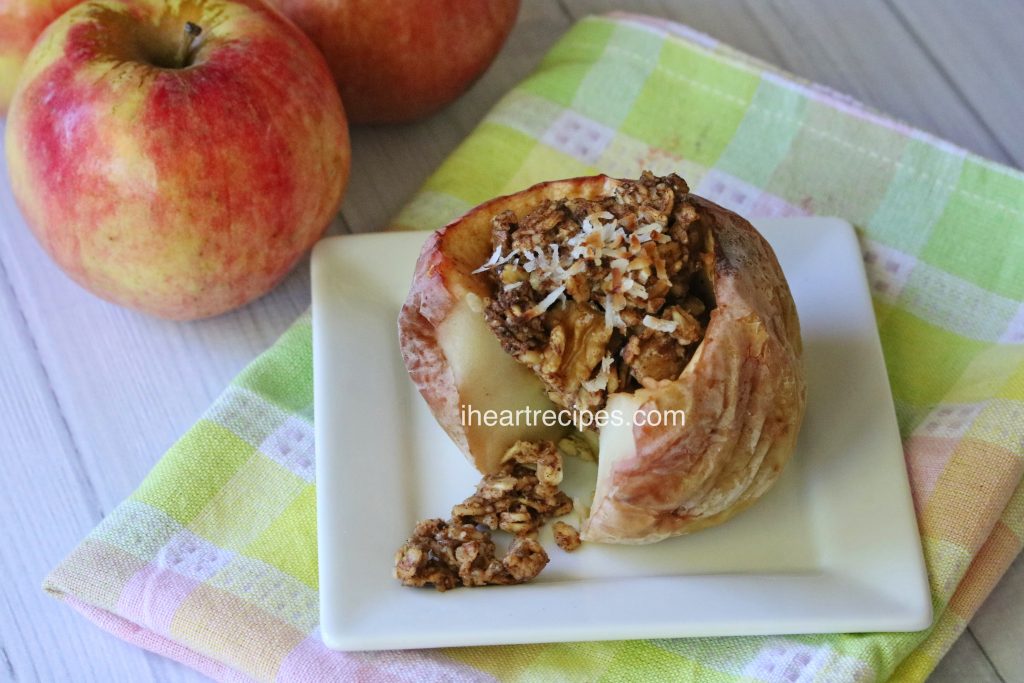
[46,12,1024,683]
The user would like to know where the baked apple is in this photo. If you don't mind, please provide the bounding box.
[399,173,806,544]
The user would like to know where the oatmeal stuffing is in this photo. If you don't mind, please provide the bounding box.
[451,440,573,534]
[476,172,715,415]
[393,519,548,591]
[394,441,577,591]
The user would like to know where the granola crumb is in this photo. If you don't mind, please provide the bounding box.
[476,172,715,418]
[453,439,573,535]
[553,521,582,552]
[395,440,571,591]
[393,518,548,591]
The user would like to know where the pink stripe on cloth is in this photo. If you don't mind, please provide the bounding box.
[65,595,257,683]
[278,638,497,683]
[67,595,495,683]
[117,563,203,636]
[904,436,961,510]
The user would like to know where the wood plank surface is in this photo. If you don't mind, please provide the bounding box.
[970,552,1024,682]
[887,0,1024,168]
[927,631,1004,683]
[0,1,1019,681]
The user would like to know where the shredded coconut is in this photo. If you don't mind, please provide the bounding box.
[526,285,566,319]
[603,293,626,330]
[472,245,502,274]
[477,209,666,332]
[581,354,615,393]
[473,245,518,274]
[478,172,712,414]
[642,315,678,333]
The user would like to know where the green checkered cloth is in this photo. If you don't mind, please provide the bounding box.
[46,12,1024,682]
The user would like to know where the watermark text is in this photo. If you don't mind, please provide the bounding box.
[460,404,685,431]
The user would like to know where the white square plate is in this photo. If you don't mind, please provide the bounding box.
[312,217,931,651]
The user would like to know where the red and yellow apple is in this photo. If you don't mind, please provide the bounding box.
[5,0,350,319]
[0,0,82,114]
[399,176,806,543]
[267,0,520,124]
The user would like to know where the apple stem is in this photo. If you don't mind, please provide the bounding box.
[175,21,203,68]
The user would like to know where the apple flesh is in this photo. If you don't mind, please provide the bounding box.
[401,230,570,475]
[399,176,806,544]
[0,0,82,115]
[5,0,350,319]
[266,0,520,124]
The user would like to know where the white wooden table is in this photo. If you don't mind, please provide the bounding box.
[1,1,1021,681]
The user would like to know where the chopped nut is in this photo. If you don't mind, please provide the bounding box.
[553,521,582,552]
[394,518,548,590]
[628,330,688,383]
[461,441,573,535]
[498,510,534,534]
[392,519,460,592]
[395,441,572,591]
[504,536,549,581]
[479,172,715,415]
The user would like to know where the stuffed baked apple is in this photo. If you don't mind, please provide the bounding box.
[398,172,805,546]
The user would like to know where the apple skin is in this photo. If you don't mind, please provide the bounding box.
[5,0,350,319]
[267,0,520,124]
[0,0,82,115]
